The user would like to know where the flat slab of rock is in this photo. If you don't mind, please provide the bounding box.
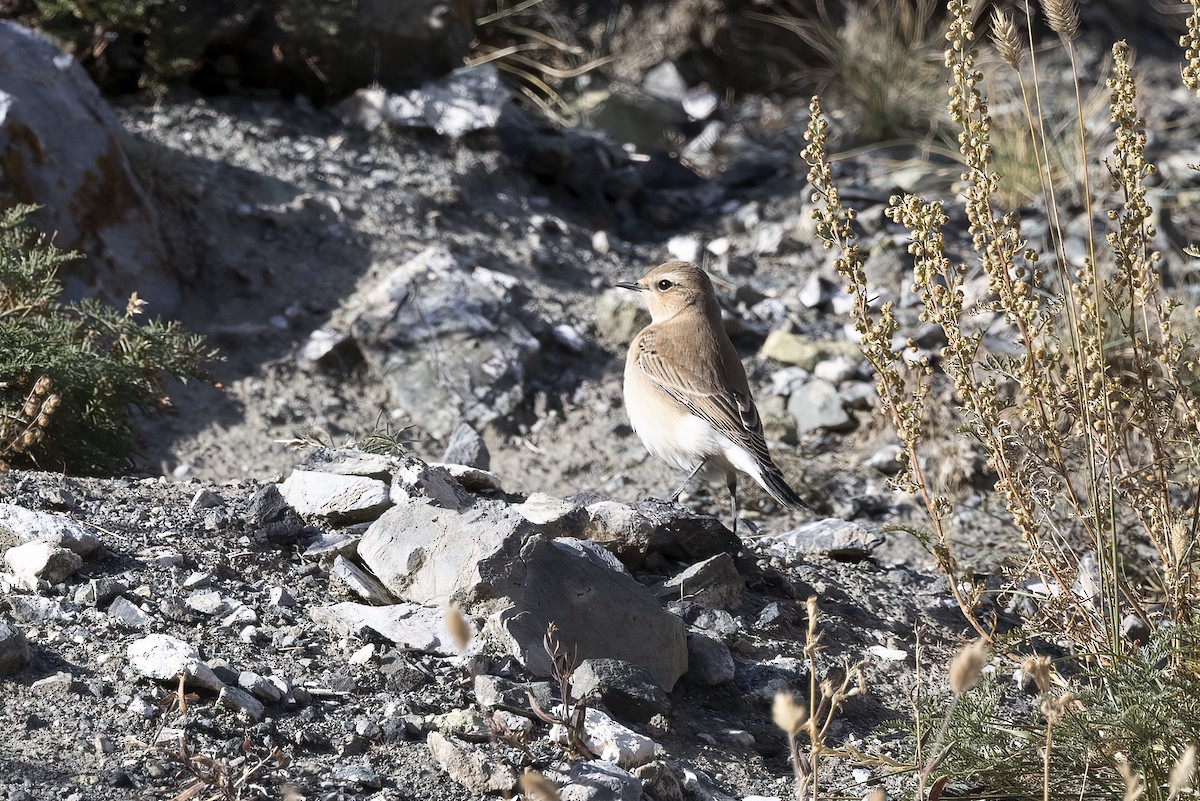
[331,555,395,605]
[358,499,533,604]
[427,731,518,795]
[300,447,398,480]
[0,503,100,555]
[656,553,742,609]
[578,497,739,568]
[514,493,585,537]
[277,470,392,524]
[760,518,884,561]
[309,602,452,654]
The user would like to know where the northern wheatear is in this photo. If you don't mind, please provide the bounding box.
[618,261,807,532]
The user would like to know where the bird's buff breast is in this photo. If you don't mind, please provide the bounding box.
[624,356,719,473]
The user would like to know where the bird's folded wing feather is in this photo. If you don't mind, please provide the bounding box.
[634,330,773,464]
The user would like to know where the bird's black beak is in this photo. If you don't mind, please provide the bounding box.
[613,281,643,292]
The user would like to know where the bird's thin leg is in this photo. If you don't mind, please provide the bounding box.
[668,459,708,503]
[727,474,738,535]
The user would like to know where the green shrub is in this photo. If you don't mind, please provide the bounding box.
[0,205,215,474]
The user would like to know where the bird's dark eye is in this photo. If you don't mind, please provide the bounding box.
[656,279,674,291]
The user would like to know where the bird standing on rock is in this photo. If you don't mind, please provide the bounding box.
[617,261,808,533]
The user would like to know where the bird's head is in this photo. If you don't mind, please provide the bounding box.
[615,261,716,323]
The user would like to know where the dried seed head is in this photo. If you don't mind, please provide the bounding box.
[32,376,51,395]
[1042,0,1079,40]
[1041,691,1078,725]
[1021,655,1053,694]
[444,602,473,652]
[867,790,887,801]
[949,639,989,696]
[1119,760,1146,801]
[1168,744,1197,801]
[806,596,819,640]
[520,769,562,801]
[990,7,1022,69]
[125,290,148,318]
[771,691,808,736]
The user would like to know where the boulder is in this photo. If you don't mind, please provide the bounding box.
[489,538,688,691]
[349,247,540,436]
[357,499,533,604]
[0,22,178,311]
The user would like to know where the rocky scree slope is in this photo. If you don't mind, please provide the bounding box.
[0,448,969,800]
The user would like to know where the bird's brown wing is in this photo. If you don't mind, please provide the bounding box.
[633,326,769,462]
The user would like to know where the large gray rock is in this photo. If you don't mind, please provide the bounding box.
[350,247,541,437]
[0,22,178,311]
[489,538,688,691]
[360,499,687,689]
[571,658,671,723]
[0,503,100,555]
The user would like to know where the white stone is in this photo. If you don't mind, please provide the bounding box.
[4,540,81,583]
[551,706,656,769]
[867,645,907,662]
[127,634,223,693]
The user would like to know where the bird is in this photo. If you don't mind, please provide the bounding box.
[617,261,808,532]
